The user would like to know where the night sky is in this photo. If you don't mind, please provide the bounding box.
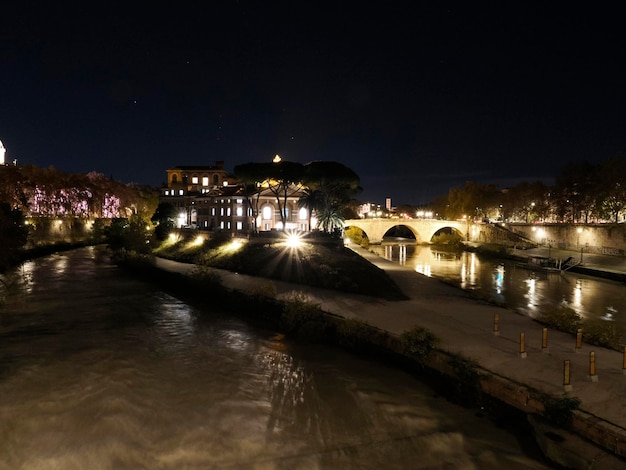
[2,2,625,205]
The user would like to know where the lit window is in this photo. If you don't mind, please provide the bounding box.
[202,176,209,186]
[164,190,169,196]
[236,199,243,204]
[191,176,198,184]
[211,208,216,216]
[179,189,184,195]
[262,206,272,220]
[220,208,224,216]
[227,222,231,229]
[236,207,243,217]
[299,208,307,220]
[236,221,243,230]
[220,221,224,229]
[227,208,231,216]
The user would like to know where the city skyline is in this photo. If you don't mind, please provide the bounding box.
[2,2,625,205]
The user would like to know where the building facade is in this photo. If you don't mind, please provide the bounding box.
[160,163,312,234]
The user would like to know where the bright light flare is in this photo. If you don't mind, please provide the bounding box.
[192,235,204,246]
[286,233,302,248]
[224,240,244,252]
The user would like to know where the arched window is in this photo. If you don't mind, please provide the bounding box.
[171,174,178,184]
[213,175,219,185]
[262,206,272,220]
[299,208,307,220]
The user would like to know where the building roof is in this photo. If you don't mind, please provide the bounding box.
[168,164,225,171]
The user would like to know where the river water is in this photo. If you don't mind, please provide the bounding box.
[0,247,557,469]
[371,244,626,336]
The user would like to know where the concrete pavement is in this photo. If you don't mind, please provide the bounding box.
[154,247,626,467]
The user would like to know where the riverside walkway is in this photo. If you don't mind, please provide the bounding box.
[154,246,626,468]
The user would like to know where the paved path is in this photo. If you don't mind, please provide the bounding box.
[155,247,626,445]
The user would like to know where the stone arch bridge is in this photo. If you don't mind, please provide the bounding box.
[344,218,468,244]
[345,218,535,246]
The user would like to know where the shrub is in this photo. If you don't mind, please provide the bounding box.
[582,322,622,350]
[336,318,380,349]
[431,232,463,248]
[542,396,581,428]
[538,305,581,334]
[344,226,368,247]
[248,280,278,299]
[189,265,222,285]
[280,292,326,336]
[399,326,439,362]
[447,357,483,407]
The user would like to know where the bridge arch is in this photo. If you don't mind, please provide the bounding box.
[381,224,422,243]
[429,225,465,242]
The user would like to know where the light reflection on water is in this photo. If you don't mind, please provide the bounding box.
[373,244,626,335]
[0,247,556,469]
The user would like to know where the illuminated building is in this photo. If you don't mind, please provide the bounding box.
[160,163,311,233]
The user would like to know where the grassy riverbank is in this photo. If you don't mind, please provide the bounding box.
[152,235,407,300]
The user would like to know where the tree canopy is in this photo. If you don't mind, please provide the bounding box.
[234,159,361,232]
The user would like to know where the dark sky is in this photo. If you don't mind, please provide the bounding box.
[2,2,625,205]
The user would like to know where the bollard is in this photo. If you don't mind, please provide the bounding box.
[493,313,500,336]
[623,347,626,375]
[589,351,598,382]
[563,360,572,392]
[541,327,549,353]
[519,332,527,358]
[575,328,582,352]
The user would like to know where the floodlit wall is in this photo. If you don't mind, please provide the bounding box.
[510,223,626,255]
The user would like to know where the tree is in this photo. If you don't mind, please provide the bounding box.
[554,161,598,223]
[0,203,29,272]
[445,182,500,220]
[234,159,305,230]
[151,202,178,240]
[0,165,28,211]
[105,215,151,253]
[595,156,626,223]
[316,204,345,234]
[504,181,550,223]
[301,161,361,232]
[232,163,266,232]
[298,188,325,230]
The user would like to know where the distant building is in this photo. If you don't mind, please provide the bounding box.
[358,202,384,218]
[159,163,312,234]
